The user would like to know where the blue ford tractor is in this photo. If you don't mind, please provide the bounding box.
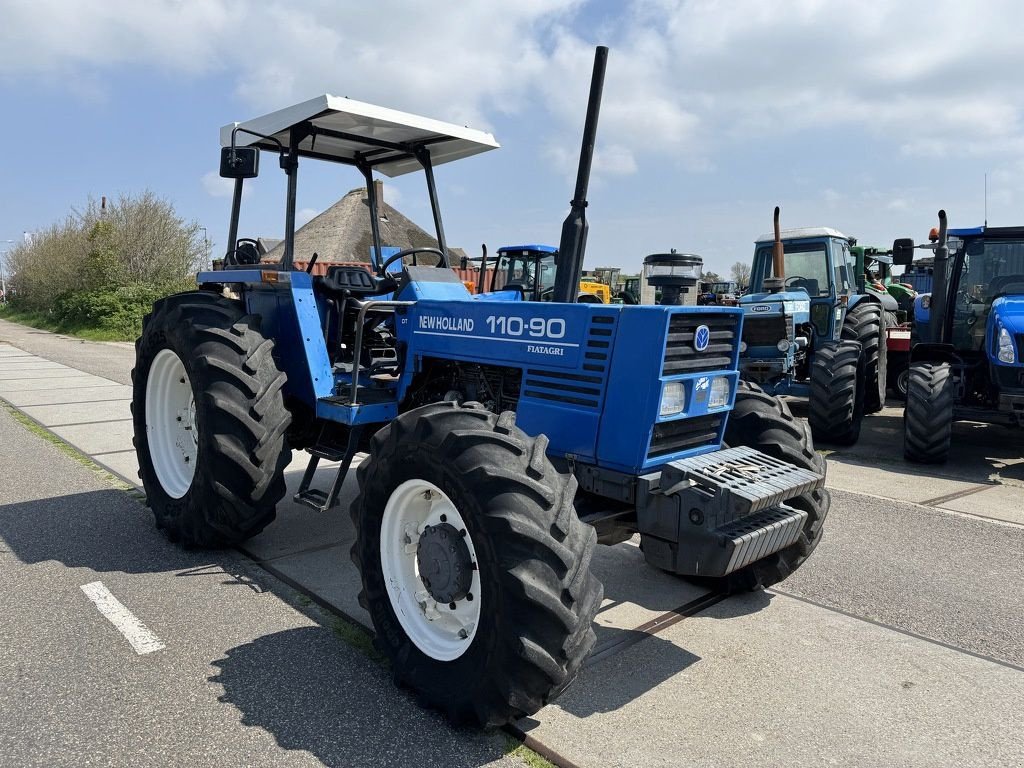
[894,211,1024,462]
[131,48,828,726]
[737,209,888,445]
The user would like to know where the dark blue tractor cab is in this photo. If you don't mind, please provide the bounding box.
[737,208,888,445]
[895,212,1024,462]
[131,48,828,727]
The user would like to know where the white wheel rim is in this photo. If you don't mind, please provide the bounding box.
[380,479,481,661]
[145,348,198,499]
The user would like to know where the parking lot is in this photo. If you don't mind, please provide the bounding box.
[1,317,1023,767]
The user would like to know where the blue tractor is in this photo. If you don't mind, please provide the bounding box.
[894,211,1024,462]
[737,208,888,445]
[131,48,828,726]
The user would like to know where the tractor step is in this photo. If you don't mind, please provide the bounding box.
[292,426,364,513]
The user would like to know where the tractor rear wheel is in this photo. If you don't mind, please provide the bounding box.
[712,381,830,592]
[808,339,865,446]
[842,301,887,413]
[132,292,292,547]
[903,362,955,463]
[352,401,602,727]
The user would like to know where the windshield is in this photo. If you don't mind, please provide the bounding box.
[951,238,1024,349]
[754,244,831,297]
[709,282,734,293]
[492,253,556,296]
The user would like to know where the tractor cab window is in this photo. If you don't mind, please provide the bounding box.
[754,242,831,297]
[951,238,1024,349]
[493,252,555,299]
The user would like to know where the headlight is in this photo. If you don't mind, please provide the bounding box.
[739,340,748,353]
[776,338,791,352]
[659,381,686,417]
[998,326,1016,364]
[921,295,931,309]
[709,376,731,409]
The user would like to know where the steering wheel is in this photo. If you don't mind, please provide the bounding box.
[784,275,807,287]
[380,247,447,273]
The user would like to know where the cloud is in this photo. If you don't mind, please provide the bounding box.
[296,207,319,226]
[6,0,1024,174]
[201,171,234,198]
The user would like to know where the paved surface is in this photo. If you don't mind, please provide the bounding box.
[0,405,524,768]
[2,324,1024,767]
[0,317,134,384]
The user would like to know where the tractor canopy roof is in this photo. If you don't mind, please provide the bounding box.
[754,226,851,244]
[949,225,1024,239]
[497,245,558,255]
[220,95,499,177]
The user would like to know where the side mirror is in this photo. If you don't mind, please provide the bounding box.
[965,240,984,257]
[220,146,260,179]
[892,238,915,266]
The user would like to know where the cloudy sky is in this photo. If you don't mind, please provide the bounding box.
[1,0,1022,276]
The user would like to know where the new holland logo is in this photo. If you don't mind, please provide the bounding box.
[694,324,711,352]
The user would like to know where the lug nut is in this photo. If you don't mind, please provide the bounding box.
[449,602,457,610]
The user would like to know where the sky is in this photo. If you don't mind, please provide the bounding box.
[1,0,1023,278]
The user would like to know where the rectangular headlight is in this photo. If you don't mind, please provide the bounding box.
[659,381,686,417]
[709,376,730,408]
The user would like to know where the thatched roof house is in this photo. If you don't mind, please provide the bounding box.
[262,180,467,264]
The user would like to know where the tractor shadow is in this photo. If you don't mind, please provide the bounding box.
[543,539,774,718]
[208,626,517,768]
[0,488,270,590]
[788,399,1024,486]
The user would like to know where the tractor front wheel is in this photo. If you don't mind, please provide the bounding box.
[352,401,602,727]
[132,292,292,547]
[903,362,955,463]
[808,339,865,446]
[712,381,829,592]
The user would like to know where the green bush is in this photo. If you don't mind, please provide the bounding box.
[52,280,194,339]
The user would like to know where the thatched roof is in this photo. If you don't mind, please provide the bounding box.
[262,183,467,264]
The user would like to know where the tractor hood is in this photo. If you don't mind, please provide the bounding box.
[991,296,1024,335]
[740,290,812,322]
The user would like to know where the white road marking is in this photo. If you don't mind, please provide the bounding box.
[80,581,166,655]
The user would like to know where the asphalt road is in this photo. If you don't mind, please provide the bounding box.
[0,405,524,768]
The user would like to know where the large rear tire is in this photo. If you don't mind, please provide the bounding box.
[808,339,865,446]
[352,401,602,727]
[903,362,955,463]
[710,381,829,592]
[132,292,292,547]
[843,301,887,413]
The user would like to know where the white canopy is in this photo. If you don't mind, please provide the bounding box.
[220,95,500,177]
[755,226,851,244]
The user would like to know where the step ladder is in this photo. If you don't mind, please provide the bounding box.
[293,426,363,513]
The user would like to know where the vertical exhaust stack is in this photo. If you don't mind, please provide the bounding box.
[763,205,785,293]
[552,46,608,304]
[930,209,949,344]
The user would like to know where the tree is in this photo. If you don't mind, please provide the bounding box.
[701,270,722,284]
[730,261,751,288]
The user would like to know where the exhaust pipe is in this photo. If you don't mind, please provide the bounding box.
[764,206,785,293]
[552,46,608,304]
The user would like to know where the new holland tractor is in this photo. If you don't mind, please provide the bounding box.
[894,211,1024,462]
[737,210,888,445]
[131,48,829,726]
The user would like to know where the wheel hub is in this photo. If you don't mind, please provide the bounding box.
[416,522,473,603]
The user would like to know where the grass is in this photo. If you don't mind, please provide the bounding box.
[0,401,141,497]
[504,737,558,768]
[0,303,133,342]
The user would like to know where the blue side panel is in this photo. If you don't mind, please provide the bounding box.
[238,272,334,406]
[395,280,474,302]
[398,300,620,462]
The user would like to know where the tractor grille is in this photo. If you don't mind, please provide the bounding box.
[523,314,615,409]
[742,315,792,347]
[663,313,739,375]
[648,413,723,459]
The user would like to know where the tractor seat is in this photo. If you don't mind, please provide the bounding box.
[319,265,396,298]
[989,274,1024,299]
